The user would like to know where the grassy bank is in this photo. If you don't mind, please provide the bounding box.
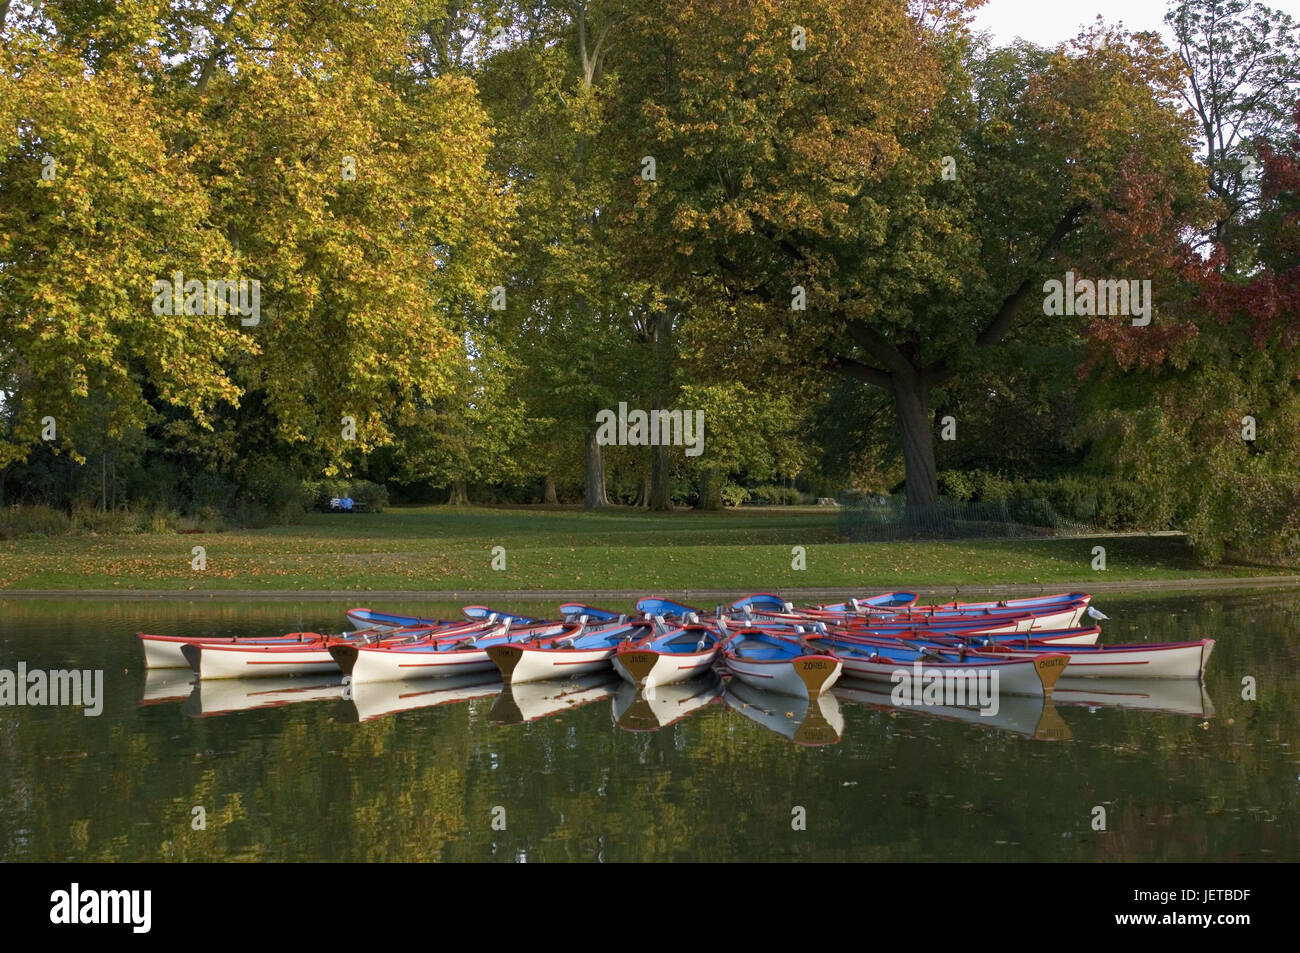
[0,504,1292,592]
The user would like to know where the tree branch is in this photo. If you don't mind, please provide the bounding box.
[974,200,1089,349]
[826,354,893,390]
[195,2,249,96]
[844,319,913,376]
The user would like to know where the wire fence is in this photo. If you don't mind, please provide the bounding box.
[836,494,1095,541]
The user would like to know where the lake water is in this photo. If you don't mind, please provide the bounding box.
[1,590,1297,862]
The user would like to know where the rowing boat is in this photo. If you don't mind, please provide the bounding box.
[181,635,355,679]
[722,629,842,698]
[732,591,917,614]
[138,627,391,670]
[486,619,650,684]
[974,639,1216,680]
[612,623,723,689]
[819,590,1091,621]
[345,606,536,632]
[804,634,1069,697]
[330,620,580,683]
[179,624,460,679]
[733,617,1101,647]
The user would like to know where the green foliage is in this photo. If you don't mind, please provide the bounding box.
[0,504,74,538]
[748,485,804,506]
[235,460,303,527]
[936,469,1169,531]
[719,483,749,508]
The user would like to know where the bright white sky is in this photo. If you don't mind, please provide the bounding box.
[970,0,1300,48]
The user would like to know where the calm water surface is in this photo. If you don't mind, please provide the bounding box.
[1,591,1297,861]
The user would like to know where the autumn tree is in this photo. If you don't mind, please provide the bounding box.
[0,1,509,498]
[609,1,1207,514]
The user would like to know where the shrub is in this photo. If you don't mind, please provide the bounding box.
[0,504,73,538]
[70,503,145,535]
[346,479,388,512]
[238,461,303,526]
[148,507,179,533]
[719,482,749,507]
[749,484,802,505]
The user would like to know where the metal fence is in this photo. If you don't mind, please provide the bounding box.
[836,494,1094,541]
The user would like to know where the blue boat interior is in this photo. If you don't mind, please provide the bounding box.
[729,593,788,612]
[635,597,702,618]
[652,629,719,653]
[728,633,803,661]
[462,605,537,624]
[558,603,622,621]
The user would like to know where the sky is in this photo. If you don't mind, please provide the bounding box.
[970,0,1300,48]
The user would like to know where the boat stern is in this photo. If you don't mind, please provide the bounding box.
[1033,653,1070,695]
[791,655,842,697]
[329,644,360,676]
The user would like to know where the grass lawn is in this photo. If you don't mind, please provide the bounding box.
[0,504,1293,592]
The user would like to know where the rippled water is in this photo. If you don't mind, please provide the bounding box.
[1,590,1297,861]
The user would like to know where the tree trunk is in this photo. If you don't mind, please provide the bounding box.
[648,309,675,511]
[584,427,609,508]
[696,467,721,510]
[631,474,649,508]
[447,479,468,505]
[649,442,672,511]
[892,371,939,508]
[542,476,558,505]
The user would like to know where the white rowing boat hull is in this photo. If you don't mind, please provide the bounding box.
[141,635,193,669]
[725,653,842,699]
[183,643,341,679]
[985,640,1215,680]
[340,644,498,683]
[612,646,719,688]
[836,653,1068,698]
[486,644,615,684]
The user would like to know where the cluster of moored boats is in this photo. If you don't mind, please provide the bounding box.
[139,590,1216,704]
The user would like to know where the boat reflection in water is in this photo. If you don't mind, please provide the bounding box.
[611,674,724,732]
[333,673,503,723]
[833,679,1073,741]
[489,672,621,725]
[141,669,196,706]
[723,678,845,746]
[181,674,346,718]
[1051,678,1215,718]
